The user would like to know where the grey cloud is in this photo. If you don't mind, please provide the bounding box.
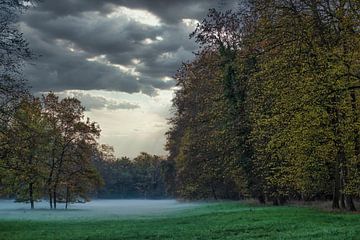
[20,0,237,95]
[22,22,162,94]
[57,92,140,111]
[23,11,164,56]
[18,0,238,157]
[34,0,220,23]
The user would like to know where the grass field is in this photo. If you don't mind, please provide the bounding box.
[0,202,359,240]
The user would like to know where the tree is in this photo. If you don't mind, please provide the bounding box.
[42,93,101,209]
[246,0,360,210]
[94,149,169,199]
[0,93,104,209]
[166,1,360,211]
[133,152,166,199]
[0,0,36,121]
[0,0,37,172]
[1,97,49,209]
[167,50,247,200]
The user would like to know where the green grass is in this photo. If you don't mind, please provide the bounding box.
[0,202,359,240]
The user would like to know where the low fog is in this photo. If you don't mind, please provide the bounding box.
[0,200,200,221]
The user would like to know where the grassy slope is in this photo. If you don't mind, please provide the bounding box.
[0,203,359,240]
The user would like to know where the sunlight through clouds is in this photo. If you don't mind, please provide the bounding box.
[87,55,141,77]
[55,89,175,158]
[106,6,162,26]
[20,0,227,158]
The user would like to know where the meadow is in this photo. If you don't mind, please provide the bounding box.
[0,201,359,240]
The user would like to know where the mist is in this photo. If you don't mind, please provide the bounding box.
[0,199,200,221]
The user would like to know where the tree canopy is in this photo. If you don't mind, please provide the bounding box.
[166,1,360,211]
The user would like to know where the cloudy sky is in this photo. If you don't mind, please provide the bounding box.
[20,0,237,158]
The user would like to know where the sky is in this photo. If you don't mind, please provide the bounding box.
[20,0,238,158]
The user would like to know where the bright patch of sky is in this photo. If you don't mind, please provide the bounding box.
[87,55,140,77]
[107,6,162,26]
[57,89,174,158]
[182,18,200,27]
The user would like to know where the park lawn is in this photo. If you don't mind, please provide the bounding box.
[0,202,359,240]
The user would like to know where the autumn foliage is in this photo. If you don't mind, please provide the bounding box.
[167,1,360,211]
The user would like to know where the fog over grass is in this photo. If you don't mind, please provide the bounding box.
[0,200,201,221]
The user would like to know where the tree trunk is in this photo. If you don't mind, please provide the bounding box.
[332,146,345,210]
[348,91,359,212]
[273,197,279,206]
[328,104,342,210]
[345,196,357,211]
[47,142,56,209]
[65,186,69,210]
[278,196,286,205]
[332,161,341,209]
[340,193,346,209]
[29,182,34,210]
[332,193,340,209]
[52,143,68,210]
[49,190,53,209]
[53,190,57,209]
[211,185,218,200]
[258,194,266,204]
[28,153,35,210]
[351,92,360,156]
[341,161,357,211]
[340,168,346,209]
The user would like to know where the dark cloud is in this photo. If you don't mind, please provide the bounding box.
[21,0,237,95]
[34,0,220,23]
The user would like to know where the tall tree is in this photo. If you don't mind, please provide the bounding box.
[0,0,36,120]
[1,97,49,209]
[42,93,101,209]
[0,0,37,169]
[167,1,360,211]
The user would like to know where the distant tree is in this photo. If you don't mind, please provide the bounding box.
[94,150,169,199]
[133,152,166,199]
[93,145,137,198]
[160,157,176,197]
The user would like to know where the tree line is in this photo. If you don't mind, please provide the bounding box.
[0,91,172,208]
[166,1,360,211]
[94,147,172,199]
[0,93,103,209]
[0,0,170,209]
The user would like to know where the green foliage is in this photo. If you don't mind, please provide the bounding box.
[0,93,103,208]
[167,51,246,200]
[94,149,169,199]
[166,2,360,210]
[0,97,50,205]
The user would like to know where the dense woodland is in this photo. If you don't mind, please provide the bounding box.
[166,1,360,211]
[94,147,170,199]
